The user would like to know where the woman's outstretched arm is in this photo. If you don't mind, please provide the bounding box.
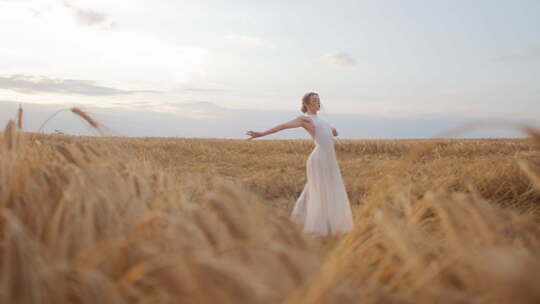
[332,127,338,136]
[246,116,308,140]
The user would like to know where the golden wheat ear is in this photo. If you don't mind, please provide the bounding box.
[3,120,17,151]
[70,107,100,129]
[37,106,112,136]
[70,107,115,136]
[522,126,540,151]
[17,104,23,130]
[517,125,540,192]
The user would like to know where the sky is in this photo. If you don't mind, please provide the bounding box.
[1,0,539,139]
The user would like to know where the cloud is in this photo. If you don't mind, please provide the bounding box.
[320,51,357,67]
[63,0,114,28]
[223,34,275,48]
[0,9,209,91]
[0,75,160,96]
[73,8,106,26]
[493,47,540,62]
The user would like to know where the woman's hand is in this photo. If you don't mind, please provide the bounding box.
[245,130,265,140]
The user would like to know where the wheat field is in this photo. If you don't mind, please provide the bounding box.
[1,110,540,303]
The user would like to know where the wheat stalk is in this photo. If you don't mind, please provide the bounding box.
[17,105,23,130]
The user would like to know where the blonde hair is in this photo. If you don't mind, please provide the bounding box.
[301,92,318,113]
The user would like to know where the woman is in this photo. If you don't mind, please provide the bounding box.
[245,92,354,237]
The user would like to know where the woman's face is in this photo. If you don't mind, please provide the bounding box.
[309,94,321,111]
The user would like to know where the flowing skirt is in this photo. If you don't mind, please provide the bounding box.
[290,144,354,236]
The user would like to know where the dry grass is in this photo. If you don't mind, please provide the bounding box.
[1,112,540,303]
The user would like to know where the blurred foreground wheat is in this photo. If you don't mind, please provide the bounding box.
[1,110,540,303]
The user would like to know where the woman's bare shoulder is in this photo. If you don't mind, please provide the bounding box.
[296,115,312,123]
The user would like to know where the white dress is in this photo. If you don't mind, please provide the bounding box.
[290,113,354,237]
